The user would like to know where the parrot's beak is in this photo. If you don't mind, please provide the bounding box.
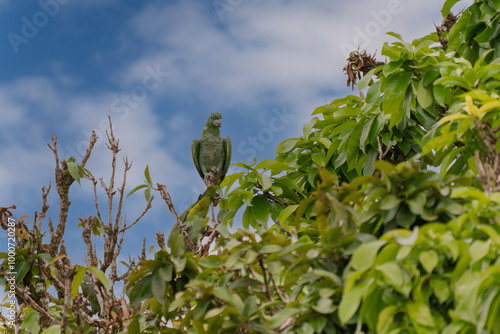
[213,119,221,128]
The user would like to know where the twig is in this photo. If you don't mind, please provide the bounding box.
[274,219,294,238]
[81,130,98,168]
[38,183,51,231]
[141,237,146,261]
[278,317,296,332]
[376,136,391,160]
[120,194,154,233]
[269,270,289,303]
[200,218,221,256]
[156,232,166,250]
[258,258,273,301]
[114,157,131,234]
[256,182,288,208]
[157,183,197,253]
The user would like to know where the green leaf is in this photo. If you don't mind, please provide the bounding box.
[159,264,173,282]
[88,266,110,290]
[127,184,149,198]
[259,244,282,254]
[351,240,387,271]
[213,287,236,306]
[21,308,40,333]
[66,160,81,185]
[303,118,317,141]
[127,317,140,334]
[144,187,151,202]
[387,31,405,42]
[408,192,427,215]
[333,106,361,120]
[407,302,435,328]
[380,195,401,210]
[376,262,404,288]
[251,195,271,222]
[430,278,451,303]
[358,68,378,90]
[277,204,299,225]
[258,173,273,191]
[312,297,337,314]
[442,0,462,16]
[268,308,300,329]
[385,72,412,99]
[242,205,257,229]
[417,80,434,109]
[15,261,29,284]
[71,266,86,298]
[311,152,327,167]
[339,280,369,325]
[42,325,61,334]
[255,159,294,174]
[276,138,300,154]
[469,240,490,263]
[360,117,374,153]
[419,250,439,274]
[377,305,398,333]
[37,253,52,264]
[144,165,152,186]
[220,171,245,190]
[229,278,262,290]
[383,94,406,129]
[152,270,166,304]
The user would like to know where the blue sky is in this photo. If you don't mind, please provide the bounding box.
[1,0,472,264]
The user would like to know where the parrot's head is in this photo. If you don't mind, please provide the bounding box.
[208,112,222,128]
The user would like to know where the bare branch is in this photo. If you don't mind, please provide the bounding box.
[120,194,154,233]
[81,130,98,168]
[157,183,197,253]
[274,219,296,239]
[156,232,166,250]
[269,270,289,303]
[141,237,146,261]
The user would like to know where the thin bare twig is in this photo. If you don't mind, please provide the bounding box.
[120,194,154,233]
[258,258,273,301]
[274,219,294,238]
[141,237,146,261]
[269,270,289,303]
[157,183,197,253]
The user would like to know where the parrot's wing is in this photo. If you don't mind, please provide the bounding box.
[221,136,232,182]
[191,138,204,179]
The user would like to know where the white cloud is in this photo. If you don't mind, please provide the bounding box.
[0,74,195,220]
[122,0,471,135]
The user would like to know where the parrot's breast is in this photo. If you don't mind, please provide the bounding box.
[199,136,224,175]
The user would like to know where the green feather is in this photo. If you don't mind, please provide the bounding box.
[191,112,232,184]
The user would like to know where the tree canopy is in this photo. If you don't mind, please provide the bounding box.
[2,0,500,333]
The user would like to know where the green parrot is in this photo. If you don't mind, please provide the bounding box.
[192,112,232,186]
[167,185,217,253]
